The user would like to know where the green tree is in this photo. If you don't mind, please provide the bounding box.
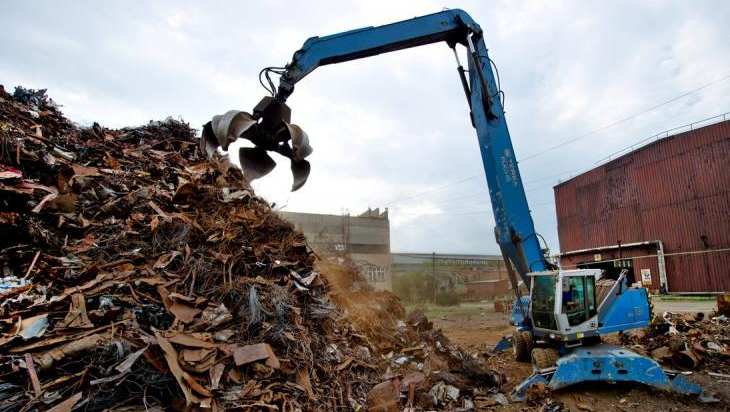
[392,262,461,305]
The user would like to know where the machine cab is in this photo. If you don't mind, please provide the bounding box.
[528,269,603,343]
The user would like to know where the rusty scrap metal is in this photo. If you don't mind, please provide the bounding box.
[623,310,730,373]
[0,86,504,411]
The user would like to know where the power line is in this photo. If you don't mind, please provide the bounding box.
[390,190,490,210]
[384,76,730,209]
[387,175,571,212]
[525,180,564,192]
[392,210,493,217]
[382,176,480,207]
[593,110,730,165]
[391,198,556,217]
[519,74,730,162]
[384,167,568,209]
[530,201,555,208]
[434,193,560,213]
[435,201,493,213]
[386,173,572,212]
[385,167,580,209]
[528,109,730,195]
[523,169,580,185]
[388,169,578,210]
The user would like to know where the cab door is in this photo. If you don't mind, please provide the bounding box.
[560,276,597,327]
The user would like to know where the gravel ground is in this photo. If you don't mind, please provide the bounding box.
[421,299,727,411]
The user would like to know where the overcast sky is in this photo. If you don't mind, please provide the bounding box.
[2,1,729,255]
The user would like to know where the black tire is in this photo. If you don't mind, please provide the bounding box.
[521,331,534,355]
[531,348,559,370]
[512,331,530,362]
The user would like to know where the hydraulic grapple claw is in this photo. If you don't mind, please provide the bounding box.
[201,97,313,191]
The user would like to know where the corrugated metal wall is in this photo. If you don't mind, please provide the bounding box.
[554,120,730,292]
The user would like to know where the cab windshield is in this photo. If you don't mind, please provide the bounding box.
[531,275,557,330]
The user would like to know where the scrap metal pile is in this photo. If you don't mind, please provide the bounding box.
[0,86,503,412]
[622,310,730,374]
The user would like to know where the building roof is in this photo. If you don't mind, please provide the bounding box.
[554,113,730,189]
[392,252,501,265]
[279,209,389,220]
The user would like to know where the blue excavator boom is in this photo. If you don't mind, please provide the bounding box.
[201,9,548,287]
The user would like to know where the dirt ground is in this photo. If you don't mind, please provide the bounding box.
[419,301,729,412]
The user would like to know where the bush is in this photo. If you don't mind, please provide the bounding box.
[433,291,460,306]
[393,271,435,303]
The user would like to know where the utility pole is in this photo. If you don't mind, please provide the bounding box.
[432,252,436,297]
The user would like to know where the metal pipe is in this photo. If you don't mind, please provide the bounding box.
[560,240,656,256]
[466,34,493,115]
[502,252,527,321]
[672,350,702,371]
[657,240,668,293]
[451,46,473,113]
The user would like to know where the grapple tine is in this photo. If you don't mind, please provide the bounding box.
[200,121,220,157]
[290,159,311,192]
[209,114,225,147]
[238,147,277,180]
[284,122,313,160]
[213,110,257,150]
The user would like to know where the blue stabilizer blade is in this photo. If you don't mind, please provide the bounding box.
[549,344,670,389]
[669,375,719,403]
[493,336,512,352]
[510,373,550,402]
[510,343,718,403]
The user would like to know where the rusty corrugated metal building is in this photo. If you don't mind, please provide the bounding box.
[554,118,730,293]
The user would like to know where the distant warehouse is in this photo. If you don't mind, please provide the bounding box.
[279,209,392,291]
[554,116,730,293]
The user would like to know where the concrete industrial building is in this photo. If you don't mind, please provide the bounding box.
[279,208,392,291]
[554,116,730,293]
[391,253,510,298]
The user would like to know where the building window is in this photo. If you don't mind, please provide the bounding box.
[366,266,385,282]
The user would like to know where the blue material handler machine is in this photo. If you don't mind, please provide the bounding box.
[200,9,715,403]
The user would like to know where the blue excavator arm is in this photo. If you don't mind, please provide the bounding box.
[273,9,548,287]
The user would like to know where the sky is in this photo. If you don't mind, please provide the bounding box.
[2,1,729,255]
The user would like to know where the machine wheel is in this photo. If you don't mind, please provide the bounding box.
[531,348,559,370]
[512,331,530,362]
[521,331,534,355]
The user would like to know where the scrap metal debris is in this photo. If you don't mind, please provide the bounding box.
[621,310,730,373]
[718,294,730,317]
[0,86,503,411]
